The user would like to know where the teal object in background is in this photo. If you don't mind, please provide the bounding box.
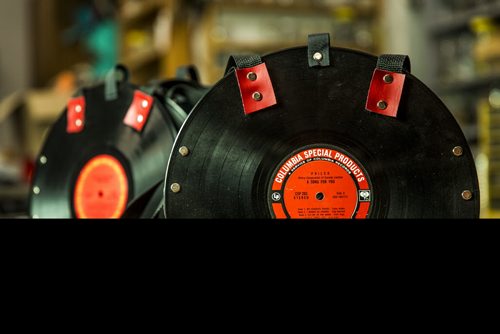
[63,2,119,80]
[85,19,119,79]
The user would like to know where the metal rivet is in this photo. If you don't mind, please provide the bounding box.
[75,119,83,127]
[453,146,464,157]
[137,115,144,123]
[252,92,263,101]
[75,105,82,113]
[377,100,388,110]
[383,74,394,84]
[142,100,149,109]
[247,72,257,81]
[313,52,323,62]
[40,156,48,165]
[171,183,181,194]
[179,146,190,157]
[33,187,41,195]
[462,190,473,201]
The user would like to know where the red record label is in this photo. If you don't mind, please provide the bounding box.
[270,147,372,219]
[74,155,129,219]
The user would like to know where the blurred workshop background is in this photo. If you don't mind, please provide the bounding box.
[1,0,499,218]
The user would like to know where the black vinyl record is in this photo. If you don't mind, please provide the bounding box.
[163,46,480,219]
[29,69,200,219]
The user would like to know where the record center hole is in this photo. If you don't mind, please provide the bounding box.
[316,193,325,201]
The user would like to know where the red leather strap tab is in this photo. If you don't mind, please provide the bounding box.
[235,63,277,115]
[366,69,406,118]
[123,90,154,132]
[67,96,86,134]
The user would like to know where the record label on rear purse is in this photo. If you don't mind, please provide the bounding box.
[270,146,372,219]
[74,154,129,219]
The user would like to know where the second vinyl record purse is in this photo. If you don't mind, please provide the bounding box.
[29,65,208,219]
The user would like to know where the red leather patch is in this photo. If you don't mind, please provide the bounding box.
[67,96,86,134]
[366,69,406,118]
[235,63,277,115]
[123,90,154,132]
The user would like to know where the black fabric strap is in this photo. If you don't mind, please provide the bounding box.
[308,33,331,67]
[377,54,411,74]
[164,98,189,130]
[104,64,130,101]
[176,65,200,83]
[225,55,263,75]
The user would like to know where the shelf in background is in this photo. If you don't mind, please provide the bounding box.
[120,1,164,26]
[121,48,164,71]
[429,2,500,36]
[118,0,173,84]
[438,73,500,94]
[213,0,378,17]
